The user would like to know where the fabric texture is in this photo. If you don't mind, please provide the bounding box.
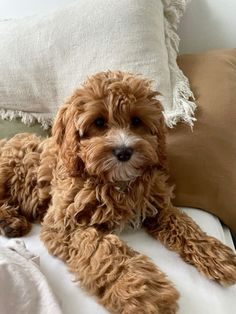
[0,0,195,129]
[0,119,48,139]
[0,239,62,314]
[0,208,235,314]
[167,49,236,234]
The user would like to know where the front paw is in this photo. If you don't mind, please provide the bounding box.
[101,254,179,314]
[122,293,178,314]
[185,236,236,286]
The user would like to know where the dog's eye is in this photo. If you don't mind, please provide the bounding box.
[131,116,142,127]
[94,117,106,128]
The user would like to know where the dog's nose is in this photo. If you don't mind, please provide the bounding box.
[113,146,133,162]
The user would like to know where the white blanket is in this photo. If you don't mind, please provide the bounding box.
[0,208,235,314]
[0,240,62,314]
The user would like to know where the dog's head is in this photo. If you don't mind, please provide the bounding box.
[52,71,167,182]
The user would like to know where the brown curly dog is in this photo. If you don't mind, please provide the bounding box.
[0,71,235,314]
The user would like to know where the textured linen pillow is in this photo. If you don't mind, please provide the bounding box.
[0,0,195,129]
[167,49,236,234]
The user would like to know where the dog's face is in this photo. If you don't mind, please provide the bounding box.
[53,71,166,182]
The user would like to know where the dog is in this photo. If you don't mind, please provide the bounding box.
[0,71,235,314]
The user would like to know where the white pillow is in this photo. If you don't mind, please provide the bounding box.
[0,0,195,129]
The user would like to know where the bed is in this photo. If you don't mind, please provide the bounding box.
[0,1,236,313]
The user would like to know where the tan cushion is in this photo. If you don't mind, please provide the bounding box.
[167,49,236,234]
[0,119,48,139]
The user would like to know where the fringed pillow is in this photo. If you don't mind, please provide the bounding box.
[0,0,195,129]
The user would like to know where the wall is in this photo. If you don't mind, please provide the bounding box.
[178,0,236,53]
[0,0,67,18]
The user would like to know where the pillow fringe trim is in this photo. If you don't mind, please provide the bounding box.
[0,109,52,130]
[163,0,197,128]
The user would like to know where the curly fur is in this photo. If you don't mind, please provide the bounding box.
[0,71,235,313]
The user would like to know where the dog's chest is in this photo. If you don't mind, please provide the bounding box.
[100,183,159,230]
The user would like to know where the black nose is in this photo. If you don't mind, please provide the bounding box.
[113,146,133,162]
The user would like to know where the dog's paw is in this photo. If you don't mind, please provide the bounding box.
[122,290,178,314]
[206,240,236,286]
[0,216,31,238]
[186,236,236,286]
[101,254,179,314]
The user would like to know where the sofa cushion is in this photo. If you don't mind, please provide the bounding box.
[167,49,236,234]
[0,120,48,139]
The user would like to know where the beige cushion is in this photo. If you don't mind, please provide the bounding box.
[0,0,195,129]
[167,49,236,234]
[0,119,48,139]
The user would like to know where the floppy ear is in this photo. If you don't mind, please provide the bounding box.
[138,84,168,172]
[52,103,68,146]
[148,95,168,172]
[155,111,168,171]
[52,100,84,176]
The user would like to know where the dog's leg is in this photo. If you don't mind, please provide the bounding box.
[68,228,179,314]
[144,205,236,286]
[42,223,179,314]
[0,203,31,237]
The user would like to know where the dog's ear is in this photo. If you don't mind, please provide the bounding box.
[52,103,68,146]
[155,110,168,171]
[148,95,168,172]
[52,98,84,176]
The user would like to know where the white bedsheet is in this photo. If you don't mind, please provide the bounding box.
[0,207,235,314]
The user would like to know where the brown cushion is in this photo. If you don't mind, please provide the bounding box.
[167,49,236,234]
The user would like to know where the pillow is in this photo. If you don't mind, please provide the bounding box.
[0,0,195,129]
[167,49,236,234]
